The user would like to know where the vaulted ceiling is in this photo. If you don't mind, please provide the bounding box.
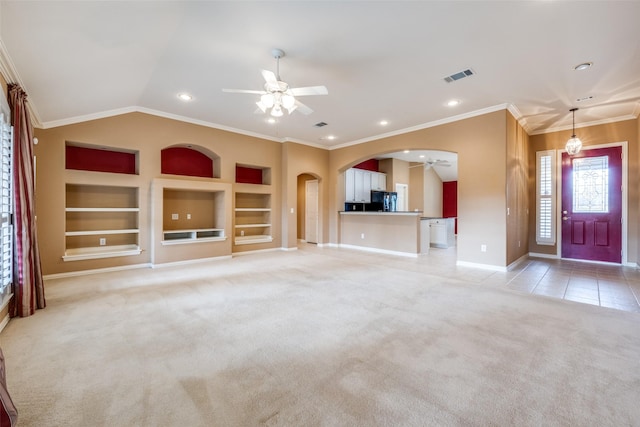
[1,1,639,148]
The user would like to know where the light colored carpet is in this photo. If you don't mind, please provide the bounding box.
[1,245,639,426]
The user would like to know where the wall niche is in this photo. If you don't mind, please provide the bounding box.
[161,145,221,178]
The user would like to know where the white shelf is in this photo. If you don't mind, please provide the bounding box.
[234,208,271,212]
[66,207,140,212]
[234,223,271,228]
[62,244,141,262]
[65,229,139,236]
[162,228,226,245]
[234,235,273,245]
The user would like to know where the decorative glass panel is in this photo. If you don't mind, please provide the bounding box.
[573,156,609,213]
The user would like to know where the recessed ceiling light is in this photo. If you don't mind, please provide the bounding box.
[326,135,336,140]
[447,99,461,107]
[177,93,193,101]
[419,155,425,158]
[267,118,276,124]
[403,150,410,154]
[574,62,593,71]
[379,120,389,126]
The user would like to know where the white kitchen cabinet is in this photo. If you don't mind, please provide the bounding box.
[371,172,386,191]
[345,168,356,202]
[429,218,456,248]
[345,168,386,202]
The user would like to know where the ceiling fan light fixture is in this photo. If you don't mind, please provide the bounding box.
[271,105,283,117]
[565,108,582,156]
[261,93,275,108]
[281,94,295,109]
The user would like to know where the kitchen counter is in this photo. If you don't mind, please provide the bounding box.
[339,211,426,256]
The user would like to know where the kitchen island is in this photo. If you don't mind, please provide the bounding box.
[339,211,427,257]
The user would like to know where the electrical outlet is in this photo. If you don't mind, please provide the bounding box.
[171,213,178,220]
[481,244,487,252]
[240,230,244,236]
[361,233,365,239]
[99,238,106,246]
[186,213,191,220]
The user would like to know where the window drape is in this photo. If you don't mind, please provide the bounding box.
[8,84,44,317]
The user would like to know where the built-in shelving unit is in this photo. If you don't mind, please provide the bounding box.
[63,184,141,261]
[234,192,272,245]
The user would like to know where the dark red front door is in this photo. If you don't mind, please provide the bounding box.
[561,146,622,263]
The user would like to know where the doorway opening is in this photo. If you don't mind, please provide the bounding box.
[297,173,320,244]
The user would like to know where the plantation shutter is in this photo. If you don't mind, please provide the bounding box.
[536,150,556,245]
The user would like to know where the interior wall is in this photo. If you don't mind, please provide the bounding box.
[506,113,529,264]
[408,164,424,212]
[329,110,508,267]
[528,118,639,264]
[423,167,443,217]
[281,142,329,248]
[34,112,283,274]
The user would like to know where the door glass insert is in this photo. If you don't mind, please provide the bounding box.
[573,156,609,213]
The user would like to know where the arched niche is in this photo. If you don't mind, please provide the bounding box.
[161,144,221,178]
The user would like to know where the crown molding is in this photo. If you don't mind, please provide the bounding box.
[328,103,512,150]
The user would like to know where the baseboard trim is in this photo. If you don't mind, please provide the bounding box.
[456,260,507,272]
[338,244,418,258]
[280,246,299,252]
[317,243,338,248]
[44,263,152,280]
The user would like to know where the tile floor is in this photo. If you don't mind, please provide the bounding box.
[504,256,640,313]
[417,244,640,313]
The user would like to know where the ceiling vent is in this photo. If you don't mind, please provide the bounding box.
[314,122,328,127]
[444,68,475,83]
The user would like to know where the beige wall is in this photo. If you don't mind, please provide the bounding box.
[408,163,424,212]
[423,167,443,217]
[34,112,283,274]
[281,142,329,248]
[528,118,639,264]
[31,105,637,274]
[330,110,508,267]
[506,113,529,264]
[340,213,420,254]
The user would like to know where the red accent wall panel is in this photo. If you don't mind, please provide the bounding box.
[443,181,458,234]
[353,159,379,172]
[236,165,263,184]
[161,147,214,178]
[66,145,136,175]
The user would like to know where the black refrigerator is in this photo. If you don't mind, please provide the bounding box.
[371,191,398,212]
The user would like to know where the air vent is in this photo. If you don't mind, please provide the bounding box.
[444,68,475,83]
[314,122,328,127]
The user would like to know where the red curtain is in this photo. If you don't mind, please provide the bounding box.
[8,84,45,317]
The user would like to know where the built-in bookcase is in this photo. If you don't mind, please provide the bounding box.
[234,192,272,245]
[63,184,141,261]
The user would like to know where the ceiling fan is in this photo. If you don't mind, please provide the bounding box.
[409,158,452,169]
[222,49,328,117]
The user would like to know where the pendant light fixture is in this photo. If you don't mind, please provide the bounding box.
[565,108,583,156]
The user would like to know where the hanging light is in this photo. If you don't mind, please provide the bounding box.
[565,108,583,156]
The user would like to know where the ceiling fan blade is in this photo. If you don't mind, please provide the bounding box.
[290,86,328,96]
[261,70,278,86]
[294,99,314,115]
[222,88,265,94]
